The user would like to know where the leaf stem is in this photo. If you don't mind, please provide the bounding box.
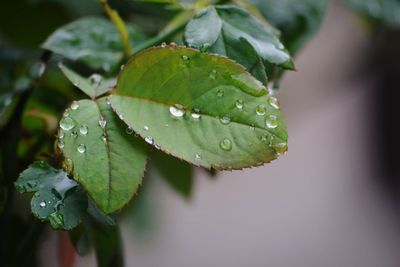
[99,0,132,58]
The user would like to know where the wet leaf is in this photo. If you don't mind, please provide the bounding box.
[110,46,288,170]
[42,17,148,70]
[184,5,294,83]
[56,98,148,213]
[249,0,330,53]
[59,64,116,99]
[15,162,87,230]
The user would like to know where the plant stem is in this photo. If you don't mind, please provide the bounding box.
[99,0,132,58]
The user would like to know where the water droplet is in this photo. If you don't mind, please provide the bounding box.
[143,125,149,131]
[268,97,280,109]
[169,104,185,117]
[220,116,231,125]
[250,125,255,131]
[217,89,224,97]
[191,112,201,119]
[58,140,65,149]
[98,117,107,128]
[261,135,268,143]
[181,55,189,61]
[58,131,64,139]
[80,125,88,135]
[165,123,169,127]
[126,127,134,135]
[102,134,107,143]
[266,115,278,129]
[106,97,111,105]
[89,74,102,87]
[170,42,177,46]
[77,144,86,154]
[155,144,161,150]
[39,201,46,208]
[145,136,153,145]
[235,100,244,110]
[272,142,288,155]
[73,80,80,87]
[161,42,167,48]
[70,131,78,138]
[195,153,201,160]
[256,105,266,116]
[120,64,125,71]
[220,138,232,151]
[71,101,79,110]
[60,116,76,131]
[118,114,124,120]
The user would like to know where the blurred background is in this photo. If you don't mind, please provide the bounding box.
[1,0,400,266]
[36,1,400,266]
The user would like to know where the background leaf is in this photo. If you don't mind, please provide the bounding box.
[248,0,330,54]
[15,162,87,230]
[110,46,288,170]
[42,17,148,71]
[56,98,148,213]
[184,5,294,83]
[93,225,123,267]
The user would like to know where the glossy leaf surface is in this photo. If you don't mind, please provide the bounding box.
[184,5,294,83]
[59,64,116,99]
[42,17,147,70]
[56,98,148,213]
[110,46,288,170]
[15,162,87,230]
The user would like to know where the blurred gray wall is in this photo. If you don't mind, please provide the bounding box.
[42,2,400,267]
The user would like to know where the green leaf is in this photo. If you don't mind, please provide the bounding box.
[93,225,123,267]
[342,0,400,28]
[152,150,193,198]
[59,64,116,99]
[42,17,148,71]
[69,223,92,256]
[248,0,329,54]
[184,5,294,83]
[110,46,288,170]
[56,98,148,213]
[15,162,87,230]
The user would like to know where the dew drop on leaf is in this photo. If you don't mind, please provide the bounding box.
[220,116,231,125]
[143,125,149,131]
[39,201,46,208]
[58,140,65,150]
[195,153,201,160]
[60,116,76,131]
[217,89,224,97]
[235,100,244,110]
[58,131,64,139]
[145,136,154,145]
[98,117,107,128]
[89,73,103,86]
[118,114,124,120]
[79,125,88,135]
[71,101,79,110]
[268,97,280,110]
[272,142,288,155]
[169,105,184,117]
[220,138,232,151]
[70,131,78,138]
[256,105,266,116]
[181,55,189,61]
[77,144,86,154]
[266,115,278,129]
[155,144,161,150]
[161,42,167,48]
